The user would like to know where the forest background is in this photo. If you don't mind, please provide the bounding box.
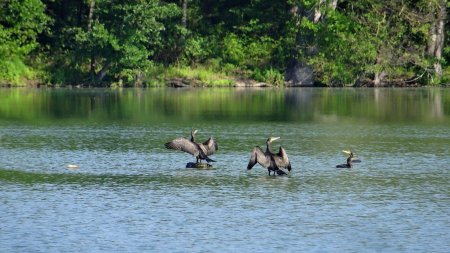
[0,0,449,87]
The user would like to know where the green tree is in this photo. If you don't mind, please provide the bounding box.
[426,0,447,82]
[444,1,450,83]
[45,0,178,86]
[178,0,292,83]
[0,0,48,85]
[292,0,447,86]
[3,0,446,86]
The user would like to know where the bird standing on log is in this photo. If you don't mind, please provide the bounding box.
[165,129,218,164]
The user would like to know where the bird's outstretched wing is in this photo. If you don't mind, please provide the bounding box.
[274,147,292,171]
[247,146,270,170]
[165,138,199,156]
[202,137,218,156]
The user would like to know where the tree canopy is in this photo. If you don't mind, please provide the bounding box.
[0,0,48,84]
[0,0,448,86]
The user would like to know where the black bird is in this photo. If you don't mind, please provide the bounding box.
[165,129,218,164]
[336,150,359,168]
[247,137,292,175]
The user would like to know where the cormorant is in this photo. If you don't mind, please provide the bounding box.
[336,150,360,168]
[247,137,292,175]
[165,129,218,164]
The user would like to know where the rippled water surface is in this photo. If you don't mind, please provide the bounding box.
[1,88,449,252]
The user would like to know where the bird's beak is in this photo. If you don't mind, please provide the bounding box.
[342,150,352,155]
[272,137,281,141]
[193,129,198,134]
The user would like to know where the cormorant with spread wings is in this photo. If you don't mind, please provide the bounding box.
[247,137,292,175]
[165,129,218,164]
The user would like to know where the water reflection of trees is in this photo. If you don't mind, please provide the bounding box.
[0,88,447,124]
[371,88,445,122]
[284,88,447,123]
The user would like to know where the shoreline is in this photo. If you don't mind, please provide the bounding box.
[1,77,447,88]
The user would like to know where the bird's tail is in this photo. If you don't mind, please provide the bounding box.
[205,156,216,163]
[276,169,287,175]
[164,142,172,149]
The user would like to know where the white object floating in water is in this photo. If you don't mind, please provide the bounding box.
[66,164,79,170]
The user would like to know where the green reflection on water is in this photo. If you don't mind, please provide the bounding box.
[0,88,448,124]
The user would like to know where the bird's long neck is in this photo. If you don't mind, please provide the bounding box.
[190,133,196,142]
[266,142,272,153]
[347,155,352,166]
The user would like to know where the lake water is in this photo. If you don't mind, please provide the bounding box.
[0,87,449,252]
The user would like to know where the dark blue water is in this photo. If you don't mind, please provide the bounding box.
[0,88,449,252]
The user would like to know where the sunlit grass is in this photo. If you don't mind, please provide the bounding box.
[145,65,235,87]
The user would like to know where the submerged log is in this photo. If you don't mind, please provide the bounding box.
[186,162,213,169]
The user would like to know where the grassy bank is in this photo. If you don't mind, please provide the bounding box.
[140,64,285,88]
[1,63,448,88]
[143,65,236,87]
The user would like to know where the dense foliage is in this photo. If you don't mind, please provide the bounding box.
[0,0,448,86]
[0,0,48,84]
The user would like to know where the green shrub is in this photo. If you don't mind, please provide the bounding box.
[204,58,222,72]
[263,68,284,86]
[183,36,211,64]
[245,37,275,68]
[0,56,30,85]
[251,68,284,86]
[221,33,246,65]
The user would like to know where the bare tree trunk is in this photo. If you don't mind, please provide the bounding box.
[433,4,445,77]
[286,0,338,86]
[88,0,96,79]
[77,1,84,26]
[87,0,95,32]
[182,0,187,28]
[374,56,386,86]
[428,2,446,77]
[313,0,324,23]
[374,71,387,86]
[329,0,338,10]
[289,5,299,21]
[314,0,338,23]
[97,61,111,82]
[428,22,437,56]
